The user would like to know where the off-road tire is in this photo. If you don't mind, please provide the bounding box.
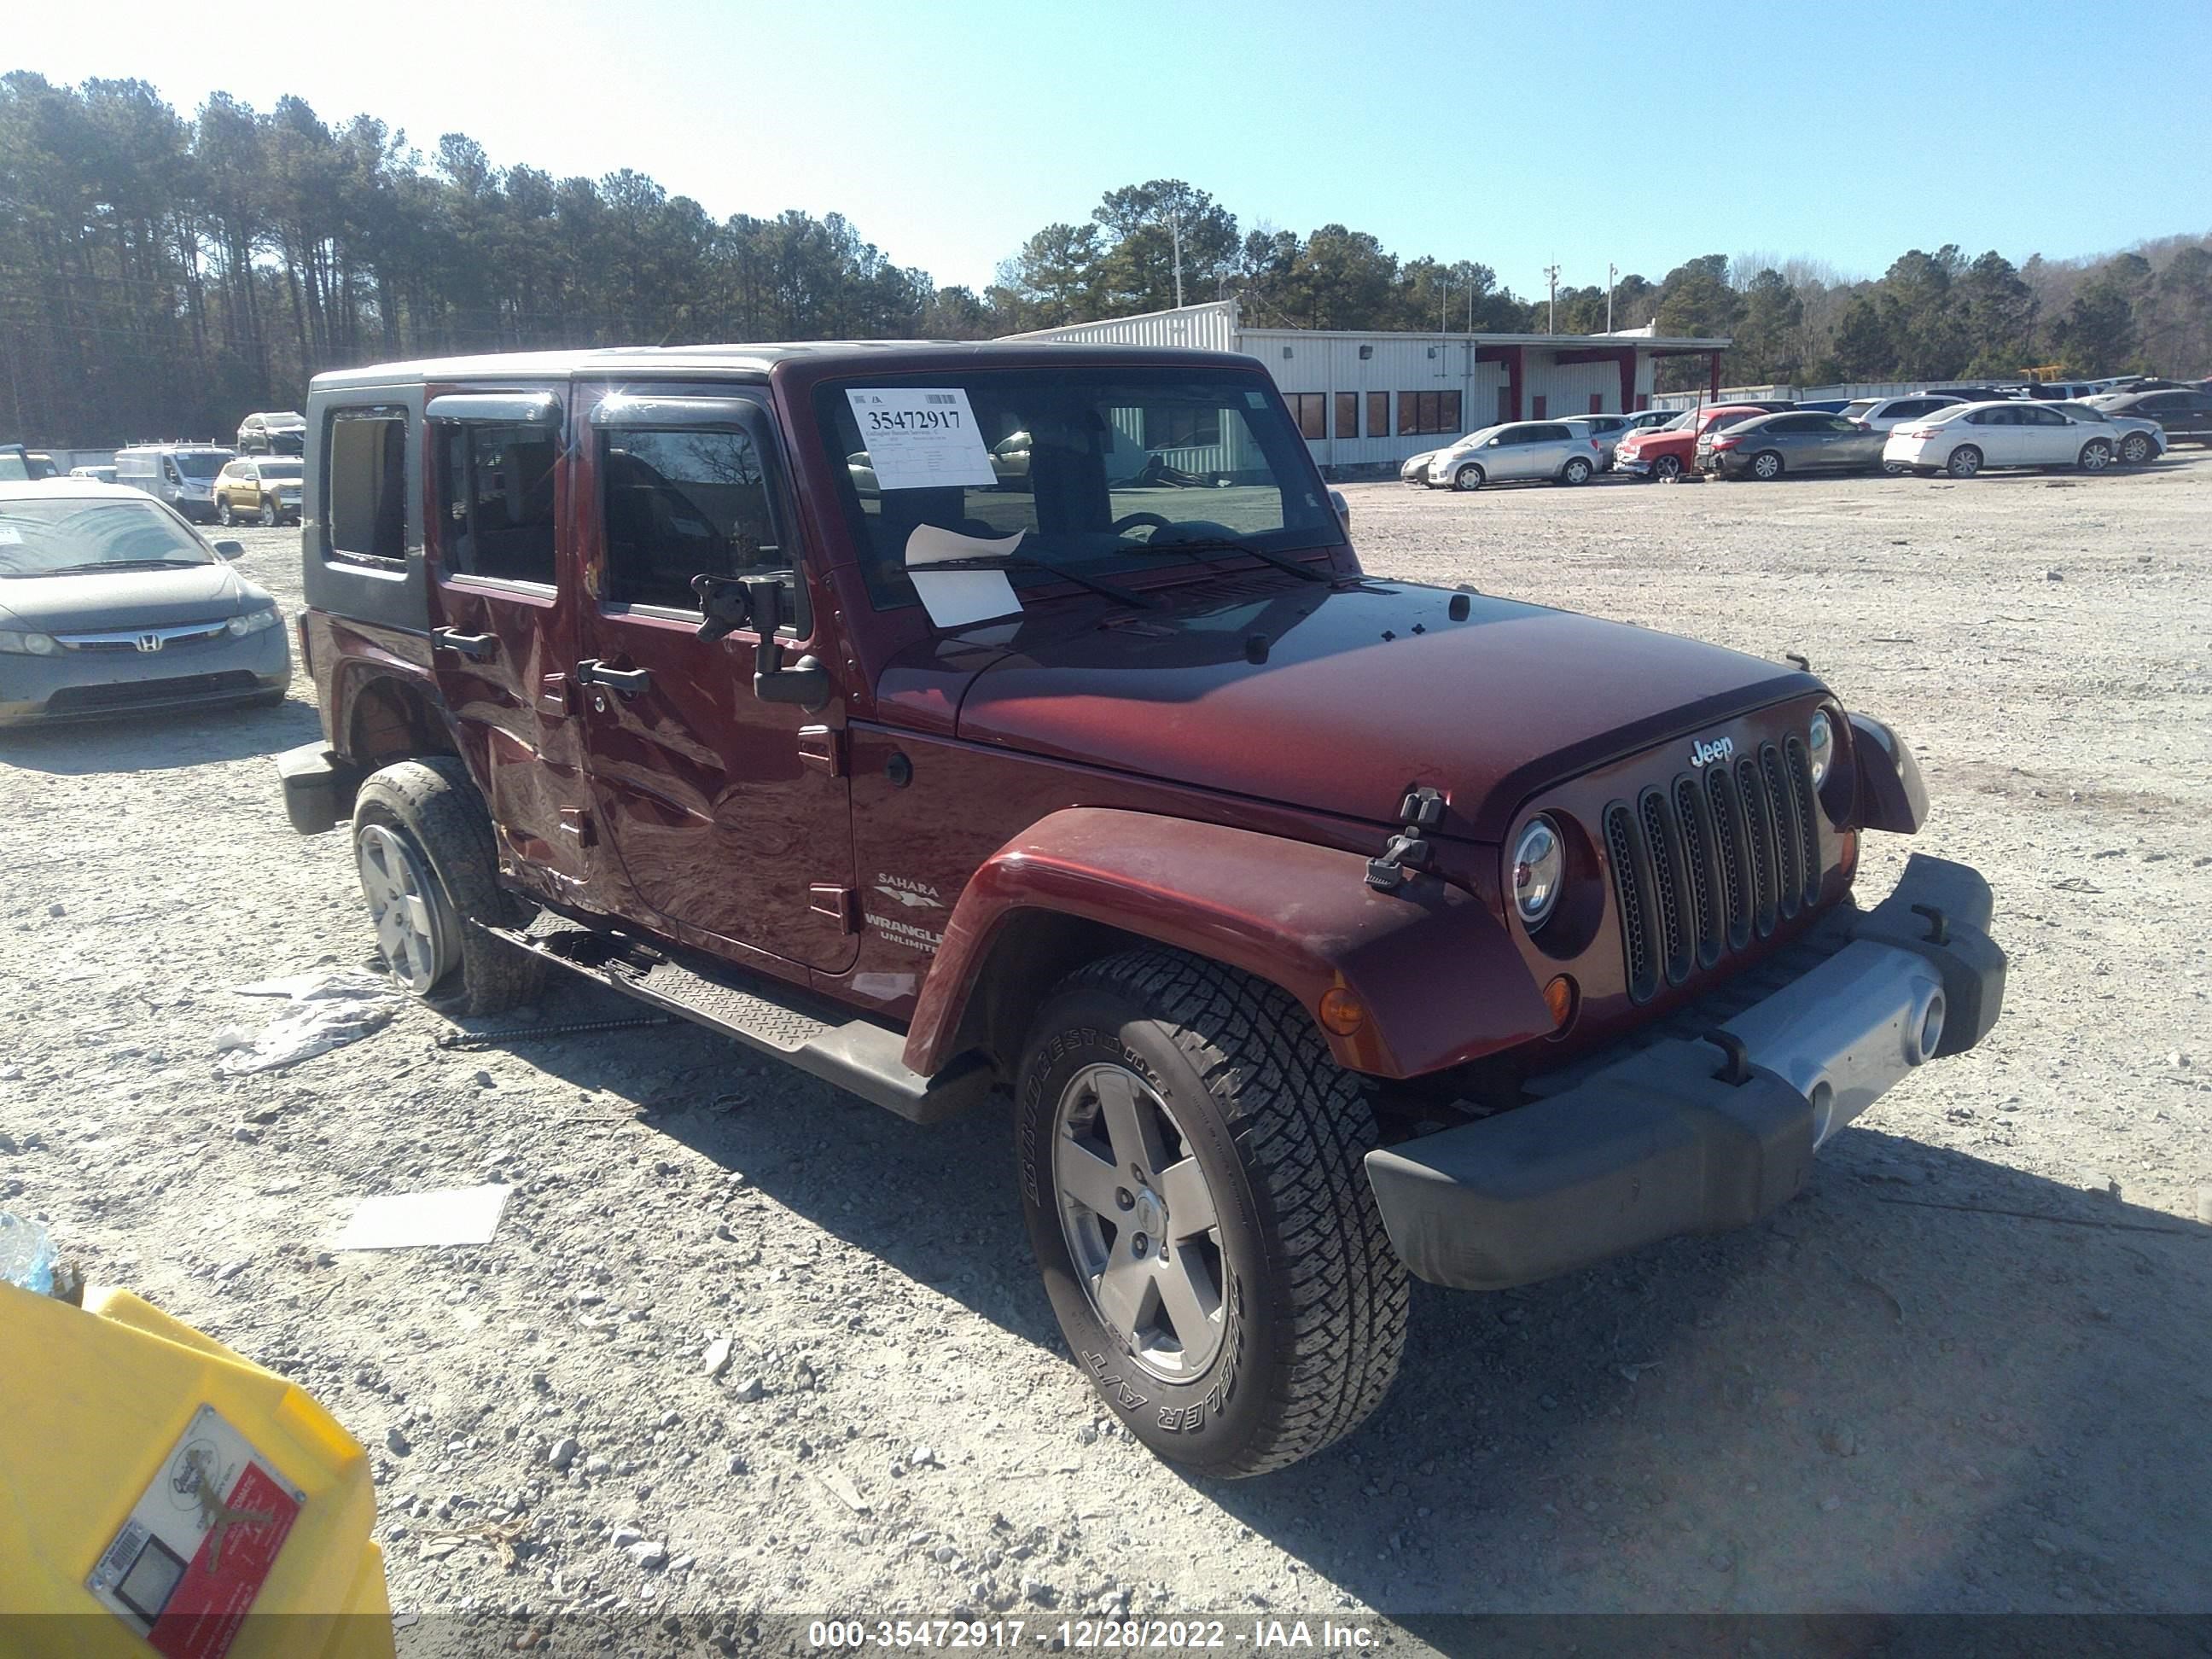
[1946,445,1983,479]
[1452,463,1484,492]
[1561,456,1593,485]
[1016,947,1409,1478]
[352,757,544,1018]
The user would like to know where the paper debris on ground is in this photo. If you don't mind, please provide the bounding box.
[336,1183,513,1251]
[215,968,401,1074]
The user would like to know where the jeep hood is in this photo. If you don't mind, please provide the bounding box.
[951,581,1819,841]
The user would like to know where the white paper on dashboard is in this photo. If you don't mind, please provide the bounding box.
[904,523,1023,628]
[847,387,999,490]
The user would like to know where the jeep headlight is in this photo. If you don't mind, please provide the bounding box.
[1511,815,1563,929]
[1807,710,1834,787]
[0,629,61,656]
[226,604,282,637]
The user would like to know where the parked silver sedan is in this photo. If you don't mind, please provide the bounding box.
[2045,400,2165,466]
[1425,421,1604,490]
[0,481,290,726]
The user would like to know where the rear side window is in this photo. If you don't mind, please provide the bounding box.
[601,426,789,611]
[437,422,558,586]
[326,410,409,565]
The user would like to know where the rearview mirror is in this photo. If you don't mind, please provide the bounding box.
[213,540,245,560]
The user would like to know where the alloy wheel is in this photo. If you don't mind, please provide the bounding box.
[355,822,461,996]
[1052,1063,1226,1382]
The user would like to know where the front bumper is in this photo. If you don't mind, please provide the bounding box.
[0,626,290,726]
[1365,853,2005,1291]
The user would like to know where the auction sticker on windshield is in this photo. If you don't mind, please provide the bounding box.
[846,388,998,490]
[85,1403,305,1659]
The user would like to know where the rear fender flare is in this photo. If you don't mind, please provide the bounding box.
[902,807,1555,1080]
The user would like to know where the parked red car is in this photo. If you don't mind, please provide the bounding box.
[1614,405,1774,480]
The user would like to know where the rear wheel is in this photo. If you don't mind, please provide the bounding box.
[2118,432,2153,465]
[352,758,545,1017]
[1749,451,1784,481]
[1653,454,1683,482]
[2077,439,2113,472]
[1452,463,1484,492]
[1561,456,1593,486]
[1016,948,1408,1477]
[1946,445,1983,479]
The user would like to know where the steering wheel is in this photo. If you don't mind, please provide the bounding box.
[1111,511,1173,536]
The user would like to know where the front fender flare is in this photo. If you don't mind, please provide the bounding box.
[902,807,1555,1080]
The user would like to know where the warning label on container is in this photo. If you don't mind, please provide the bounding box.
[86,1404,303,1659]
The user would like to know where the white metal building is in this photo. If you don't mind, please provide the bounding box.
[1003,300,1732,474]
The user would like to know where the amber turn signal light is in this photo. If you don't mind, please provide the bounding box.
[1318,987,1366,1036]
[1838,829,1859,880]
[1543,975,1576,1029]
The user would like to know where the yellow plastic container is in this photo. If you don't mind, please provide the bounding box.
[0,1281,392,1659]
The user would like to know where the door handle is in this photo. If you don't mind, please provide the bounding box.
[433,627,498,661]
[576,659,653,696]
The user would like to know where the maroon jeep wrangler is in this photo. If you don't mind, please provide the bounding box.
[276,342,2005,1476]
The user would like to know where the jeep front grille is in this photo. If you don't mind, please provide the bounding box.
[1604,742,1823,1003]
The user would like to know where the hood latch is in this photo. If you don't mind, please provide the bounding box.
[1365,786,1447,893]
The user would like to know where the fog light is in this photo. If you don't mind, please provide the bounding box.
[1318,987,1365,1036]
[1542,975,1576,1030]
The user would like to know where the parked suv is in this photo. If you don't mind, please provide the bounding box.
[214,455,304,525]
[236,410,307,454]
[276,343,2005,1477]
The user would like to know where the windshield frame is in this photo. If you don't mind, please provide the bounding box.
[808,364,1344,617]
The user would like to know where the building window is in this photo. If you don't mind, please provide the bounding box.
[325,410,408,566]
[1143,406,1221,451]
[1532,394,1548,420]
[1395,390,1463,436]
[1284,393,1326,441]
[1334,393,1359,439]
[1368,392,1388,437]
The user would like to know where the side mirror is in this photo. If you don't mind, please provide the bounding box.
[691,573,751,642]
[214,540,245,560]
[741,574,830,710]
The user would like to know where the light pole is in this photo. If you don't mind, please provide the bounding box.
[1543,263,1561,335]
[1606,263,1617,334]
[1167,212,1185,310]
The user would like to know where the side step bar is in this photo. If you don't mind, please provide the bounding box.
[485,911,995,1125]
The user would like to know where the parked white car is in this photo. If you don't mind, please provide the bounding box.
[1400,450,1440,485]
[1837,393,1964,434]
[2044,401,2165,465]
[1883,401,2119,478]
[1426,421,1604,490]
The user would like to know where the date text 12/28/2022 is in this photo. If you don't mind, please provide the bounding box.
[805,1618,1381,1650]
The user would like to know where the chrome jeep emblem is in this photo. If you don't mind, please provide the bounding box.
[1688,734,1734,769]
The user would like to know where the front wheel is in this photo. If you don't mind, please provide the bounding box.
[2077,439,2113,472]
[1946,445,1983,479]
[1016,949,1408,1477]
[259,498,279,527]
[352,758,545,1017]
[1560,456,1593,486]
[1452,463,1484,492]
[2118,432,2153,465]
[1653,454,1683,481]
[216,498,235,527]
[1749,450,1784,481]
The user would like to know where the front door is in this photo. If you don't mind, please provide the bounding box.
[423,387,597,888]
[570,386,859,975]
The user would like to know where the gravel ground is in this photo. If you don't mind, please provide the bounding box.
[4,455,2210,1643]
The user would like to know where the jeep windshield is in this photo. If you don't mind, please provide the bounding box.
[814,369,1341,613]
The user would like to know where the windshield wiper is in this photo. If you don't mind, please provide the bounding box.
[924,551,1157,610]
[42,558,204,574]
[1124,537,1331,584]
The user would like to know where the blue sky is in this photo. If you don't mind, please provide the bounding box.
[18,1,2211,298]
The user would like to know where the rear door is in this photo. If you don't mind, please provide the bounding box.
[422,387,598,886]
[570,386,859,975]
[1817,413,1884,468]
[1961,406,2022,464]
